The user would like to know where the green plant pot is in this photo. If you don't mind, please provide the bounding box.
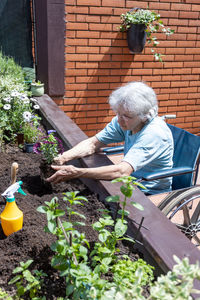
[31,83,44,97]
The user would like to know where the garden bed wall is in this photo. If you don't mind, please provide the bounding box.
[37,94,200,292]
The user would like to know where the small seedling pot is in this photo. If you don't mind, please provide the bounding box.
[24,143,34,153]
[31,83,44,97]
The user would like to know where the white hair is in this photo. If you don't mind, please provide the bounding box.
[109,81,158,122]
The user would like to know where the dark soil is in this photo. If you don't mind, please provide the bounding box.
[0,146,144,299]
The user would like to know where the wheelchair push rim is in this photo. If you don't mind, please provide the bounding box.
[160,186,200,247]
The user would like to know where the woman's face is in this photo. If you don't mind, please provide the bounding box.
[115,106,143,132]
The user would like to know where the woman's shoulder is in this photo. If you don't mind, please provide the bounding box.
[141,116,173,140]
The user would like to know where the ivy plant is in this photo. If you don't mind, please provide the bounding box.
[120,8,174,62]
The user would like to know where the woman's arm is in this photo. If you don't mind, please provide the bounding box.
[47,161,134,184]
[54,136,105,165]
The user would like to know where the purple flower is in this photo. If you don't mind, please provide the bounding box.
[33,132,64,162]
[47,130,56,134]
[55,136,64,154]
[33,143,41,154]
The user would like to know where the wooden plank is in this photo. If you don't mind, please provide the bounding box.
[33,0,65,96]
[37,95,200,291]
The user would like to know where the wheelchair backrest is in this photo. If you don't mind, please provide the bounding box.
[168,124,200,190]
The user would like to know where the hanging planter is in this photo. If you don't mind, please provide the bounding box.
[127,23,147,54]
[120,8,174,62]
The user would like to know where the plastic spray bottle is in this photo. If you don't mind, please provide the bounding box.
[1,181,26,236]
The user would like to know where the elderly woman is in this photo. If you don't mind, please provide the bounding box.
[47,81,174,195]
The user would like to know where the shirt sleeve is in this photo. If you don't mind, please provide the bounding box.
[96,116,125,145]
[123,130,170,172]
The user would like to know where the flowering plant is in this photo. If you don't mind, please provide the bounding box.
[0,52,42,145]
[0,91,40,143]
[33,130,64,164]
[22,121,43,144]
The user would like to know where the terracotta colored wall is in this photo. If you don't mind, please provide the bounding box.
[53,0,200,136]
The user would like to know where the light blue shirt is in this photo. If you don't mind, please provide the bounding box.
[96,116,174,195]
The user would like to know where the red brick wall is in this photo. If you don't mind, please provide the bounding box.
[53,0,200,136]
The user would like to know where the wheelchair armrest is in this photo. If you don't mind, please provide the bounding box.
[142,166,195,181]
[103,145,124,155]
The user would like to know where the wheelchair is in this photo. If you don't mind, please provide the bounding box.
[103,115,200,247]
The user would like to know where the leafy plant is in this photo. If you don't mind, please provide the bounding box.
[0,52,44,146]
[36,177,150,299]
[120,8,174,61]
[106,176,145,222]
[149,255,200,299]
[8,259,47,299]
[23,121,43,144]
[6,181,200,299]
[0,52,42,145]
[0,52,25,80]
[31,80,43,86]
[10,177,197,299]
[0,288,12,300]
[33,130,64,164]
[112,255,154,287]
[0,91,40,144]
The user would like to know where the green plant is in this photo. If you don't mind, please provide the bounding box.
[90,176,145,275]
[6,177,200,299]
[106,176,145,222]
[33,130,64,164]
[149,255,200,300]
[0,52,25,80]
[35,176,200,298]
[8,259,47,299]
[0,52,39,144]
[6,254,200,300]
[0,52,42,145]
[22,121,43,144]
[32,80,43,86]
[0,288,12,300]
[0,52,28,104]
[0,91,40,143]
[112,255,154,287]
[120,8,174,62]
[103,256,200,300]
[36,177,149,299]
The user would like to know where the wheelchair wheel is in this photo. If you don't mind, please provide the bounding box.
[158,185,200,247]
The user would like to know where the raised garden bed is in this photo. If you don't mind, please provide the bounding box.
[1,147,147,298]
[0,94,200,298]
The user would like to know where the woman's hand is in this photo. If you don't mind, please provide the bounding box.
[53,154,68,165]
[46,165,79,183]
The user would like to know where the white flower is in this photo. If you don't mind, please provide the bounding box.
[11,91,20,97]
[30,97,38,103]
[20,95,28,100]
[4,97,11,102]
[33,104,40,110]
[23,99,30,104]
[3,104,11,110]
[23,111,32,122]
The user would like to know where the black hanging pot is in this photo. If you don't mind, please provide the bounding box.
[127,23,147,54]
